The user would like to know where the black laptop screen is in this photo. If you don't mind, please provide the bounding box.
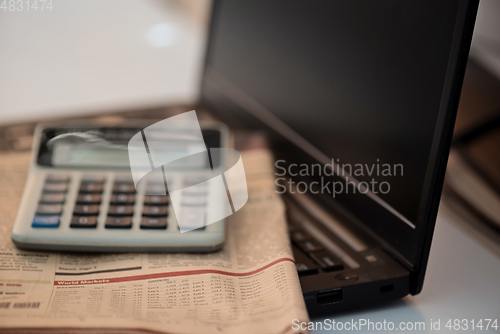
[202,0,475,270]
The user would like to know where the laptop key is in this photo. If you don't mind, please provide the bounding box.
[292,246,318,276]
[309,251,344,272]
[291,229,312,242]
[298,240,324,252]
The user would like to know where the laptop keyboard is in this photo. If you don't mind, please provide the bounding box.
[288,217,345,276]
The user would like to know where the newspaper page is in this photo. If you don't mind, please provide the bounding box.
[0,149,310,334]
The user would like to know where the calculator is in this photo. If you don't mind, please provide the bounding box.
[11,120,229,252]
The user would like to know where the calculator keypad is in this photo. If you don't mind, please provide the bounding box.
[34,173,210,232]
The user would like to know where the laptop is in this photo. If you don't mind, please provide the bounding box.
[198,0,479,315]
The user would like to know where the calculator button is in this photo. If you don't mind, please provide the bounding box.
[36,204,63,215]
[32,215,60,228]
[291,230,312,242]
[79,182,104,193]
[182,184,207,196]
[76,193,102,204]
[178,207,205,230]
[46,173,70,183]
[108,205,134,216]
[145,184,168,195]
[81,174,106,183]
[112,183,136,194]
[181,196,207,206]
[309,251,344,272]
[140,217,167,229]
[70,216,97,228]
[114,175,134,184]
[73,204,100,216]
[298,240,324,253]
[39,193,66,204]
[43,182,68,193]
[142,206,168,217]
[110,194,135,204]
[144,195,169,206]
[105,217,132,229]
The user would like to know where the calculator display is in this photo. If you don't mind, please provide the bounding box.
[37,127,221,169]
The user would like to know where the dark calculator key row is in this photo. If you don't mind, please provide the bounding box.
[69,216,168,229]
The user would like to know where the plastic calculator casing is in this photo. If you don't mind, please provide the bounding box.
[11,120,228,252]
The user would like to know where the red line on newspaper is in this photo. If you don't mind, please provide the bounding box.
[54,258,295,286]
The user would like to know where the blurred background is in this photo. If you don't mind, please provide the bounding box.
[0,0,499,250]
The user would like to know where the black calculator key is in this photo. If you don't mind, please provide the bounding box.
[81,174,106,183]
[76,193,102,204]
[298,240,324,253]
[46,173,70,183]
[105,217,132,229]
[292,246,318,276]
[114,175,134,184]
[70,216,97,228]
[113,183,136,193]
[108,205,134,216]
[36,204,63,215]
[140,217,167,229]
[142,205,168,217]
[79,182,104,193]
[291,230,312,242]
[145,184,168,195]
[43,182,68,193]
[39,193,66,204]
[73,204,100,216]
[144,195,169,206]
[309,251,344,272]
[110,194,135,204]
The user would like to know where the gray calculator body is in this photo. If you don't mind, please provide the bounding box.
[11,120,228,252]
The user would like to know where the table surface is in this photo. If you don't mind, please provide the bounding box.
[311,202,500,333]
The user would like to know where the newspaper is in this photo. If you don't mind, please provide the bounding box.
[0,149,310,334]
